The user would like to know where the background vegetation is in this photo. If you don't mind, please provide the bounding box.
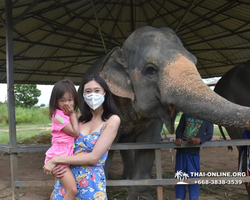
[0,103,51,143]
[0,104,224,144]
[0,103,50,125]
[14,84,41,108]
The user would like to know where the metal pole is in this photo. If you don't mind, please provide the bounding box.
[90,0,107,53]
[5,0,19,199]
[175,0,196,32]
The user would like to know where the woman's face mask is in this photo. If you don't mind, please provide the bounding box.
[84,93,105,110]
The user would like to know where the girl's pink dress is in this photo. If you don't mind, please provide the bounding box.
[45,109,75,164]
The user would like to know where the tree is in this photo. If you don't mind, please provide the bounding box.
[39,103,46,108]
[14,84,41,108]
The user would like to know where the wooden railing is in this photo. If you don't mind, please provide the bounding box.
[1,139,250,200]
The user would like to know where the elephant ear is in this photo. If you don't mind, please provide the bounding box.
[100,47,134,101]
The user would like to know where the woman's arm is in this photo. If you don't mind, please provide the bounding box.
[44,115,120,172]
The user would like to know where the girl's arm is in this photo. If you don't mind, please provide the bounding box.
[61,104,79,137]
[44,115,120,172]
[61,112,79,137]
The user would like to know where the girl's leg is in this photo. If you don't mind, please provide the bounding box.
[59,167,77,200]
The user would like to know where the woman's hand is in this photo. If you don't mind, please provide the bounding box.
[43,158,57,174]
[51,165,67,178]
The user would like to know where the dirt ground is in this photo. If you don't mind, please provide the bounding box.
[0,136,249,200]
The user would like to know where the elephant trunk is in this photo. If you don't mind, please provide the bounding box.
[159,55,250,131]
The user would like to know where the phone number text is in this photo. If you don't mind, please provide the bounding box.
[194,180,243,185]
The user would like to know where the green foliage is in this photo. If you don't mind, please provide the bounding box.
[0,123,52,144]
[0,103,50,125]
[14,84,41,108]
[161,112,181,135]
[40,103,46,108]
[0,103,8,125]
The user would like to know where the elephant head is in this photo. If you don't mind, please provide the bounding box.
[100,26,250,133]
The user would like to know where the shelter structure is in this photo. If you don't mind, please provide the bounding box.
[0,0,250,84]
[0,1,250,199]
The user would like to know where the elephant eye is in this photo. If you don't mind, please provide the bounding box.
[146,66,157,76]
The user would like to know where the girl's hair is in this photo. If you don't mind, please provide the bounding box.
[78,74,120,122]
[49,79,78,117]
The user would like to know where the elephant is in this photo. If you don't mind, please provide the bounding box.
[78,26,250,200]
[214,59,250,197]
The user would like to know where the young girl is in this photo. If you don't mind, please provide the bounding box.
[45,79,79,200]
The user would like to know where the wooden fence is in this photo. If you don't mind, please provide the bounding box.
[1,139,250,200]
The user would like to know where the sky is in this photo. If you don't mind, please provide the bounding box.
[0,77,220,106]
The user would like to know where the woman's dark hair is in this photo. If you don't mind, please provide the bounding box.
[49,79,78,117]
[78,74,120,122]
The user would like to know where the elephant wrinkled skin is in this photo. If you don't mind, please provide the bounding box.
[79,26,250,199]
[214,59,250,198]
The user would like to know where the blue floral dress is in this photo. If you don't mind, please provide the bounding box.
[52,123,109,200]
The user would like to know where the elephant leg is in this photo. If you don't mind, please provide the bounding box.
[127,119,163,200]
[106,134,135,180]
[120,150,134,179]
[127,149,156,200]
[119,134,135,179]
[105,149,115,180]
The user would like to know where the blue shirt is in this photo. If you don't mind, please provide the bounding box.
[176,113,214,154]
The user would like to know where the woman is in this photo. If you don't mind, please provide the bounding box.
[44,75,121,200]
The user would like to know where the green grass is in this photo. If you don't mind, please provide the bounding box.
[213,125,228,136]
[0,123,51,129]
[0,103,50,125]
[0,123,51,144]
[0,103,51,144]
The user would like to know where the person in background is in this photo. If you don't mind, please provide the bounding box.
[174,113,214,200]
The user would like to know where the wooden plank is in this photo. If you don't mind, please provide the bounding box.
[5,139,250,153]
[15,176,250,187]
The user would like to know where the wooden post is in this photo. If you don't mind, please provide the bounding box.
[155,149,163,200]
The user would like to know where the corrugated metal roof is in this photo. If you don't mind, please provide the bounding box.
[0,0,249,84]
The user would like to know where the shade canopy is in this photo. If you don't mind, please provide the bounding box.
[0,0,249,84]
